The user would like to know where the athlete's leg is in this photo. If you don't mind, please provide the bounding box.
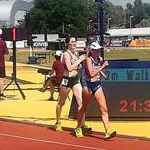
[56,85,70,123]
[0,78,4,95]
[48,79,55,99]
[77,86,92,127]
[95,87,109,132]
[95,87,116,139]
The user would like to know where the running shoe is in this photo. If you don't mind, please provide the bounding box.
[48,97,54,101]
[0,97,4,100]
[38,87,46,92]
[105,130,117,139]
[54,122,62,132]
[0,93,5,97]
[75,127,84,138]
[82,125,92,133]
[0,94,6,100]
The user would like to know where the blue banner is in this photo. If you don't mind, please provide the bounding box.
[102,68,150,82]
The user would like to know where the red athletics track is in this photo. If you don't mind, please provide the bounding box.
[0,120,149,150]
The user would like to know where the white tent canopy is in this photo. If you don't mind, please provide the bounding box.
[107,27,150,38]
[0,0,33,26]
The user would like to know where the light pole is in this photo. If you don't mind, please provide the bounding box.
[107,18,111,31]
[149,20,150,38]
[62,22,65,33]
[88,20,93,30]
[95,0,105,59]
[130,15,133,39]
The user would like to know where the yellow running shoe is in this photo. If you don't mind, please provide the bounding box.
[105,130,117,139]
[54,122,62,132]
[82,125,92,133]
[75,127,84,138]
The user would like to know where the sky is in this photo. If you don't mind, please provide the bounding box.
[109,0,150,8]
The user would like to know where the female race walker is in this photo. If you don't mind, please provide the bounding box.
[54,36,86,138]
[78,42,117,139]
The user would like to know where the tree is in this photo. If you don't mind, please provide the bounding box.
[143,3,150,16]
[105,1,124,30]
[132,0,147,26]
[20,0,150,37]
[125,3,133,28]
[29,0,90,37]
[124,0,150,28]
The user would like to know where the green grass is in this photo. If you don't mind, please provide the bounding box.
[5,50,29,63]
[105,48,150,61]
[5,49,55,67]
[5,48,150,66]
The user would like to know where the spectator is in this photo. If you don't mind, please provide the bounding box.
[0,29,9,99]
[39,50,64,100]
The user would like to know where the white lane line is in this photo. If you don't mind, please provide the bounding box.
[0,133,109,150]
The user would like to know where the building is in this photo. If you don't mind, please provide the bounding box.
[106,27,150,47]
[107,27,150,39]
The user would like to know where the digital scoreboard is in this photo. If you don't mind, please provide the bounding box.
[101,82,150,120]
[69,61,150,120]
[2,28,27,41]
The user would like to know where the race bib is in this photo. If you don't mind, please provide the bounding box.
[61,78,69,86]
